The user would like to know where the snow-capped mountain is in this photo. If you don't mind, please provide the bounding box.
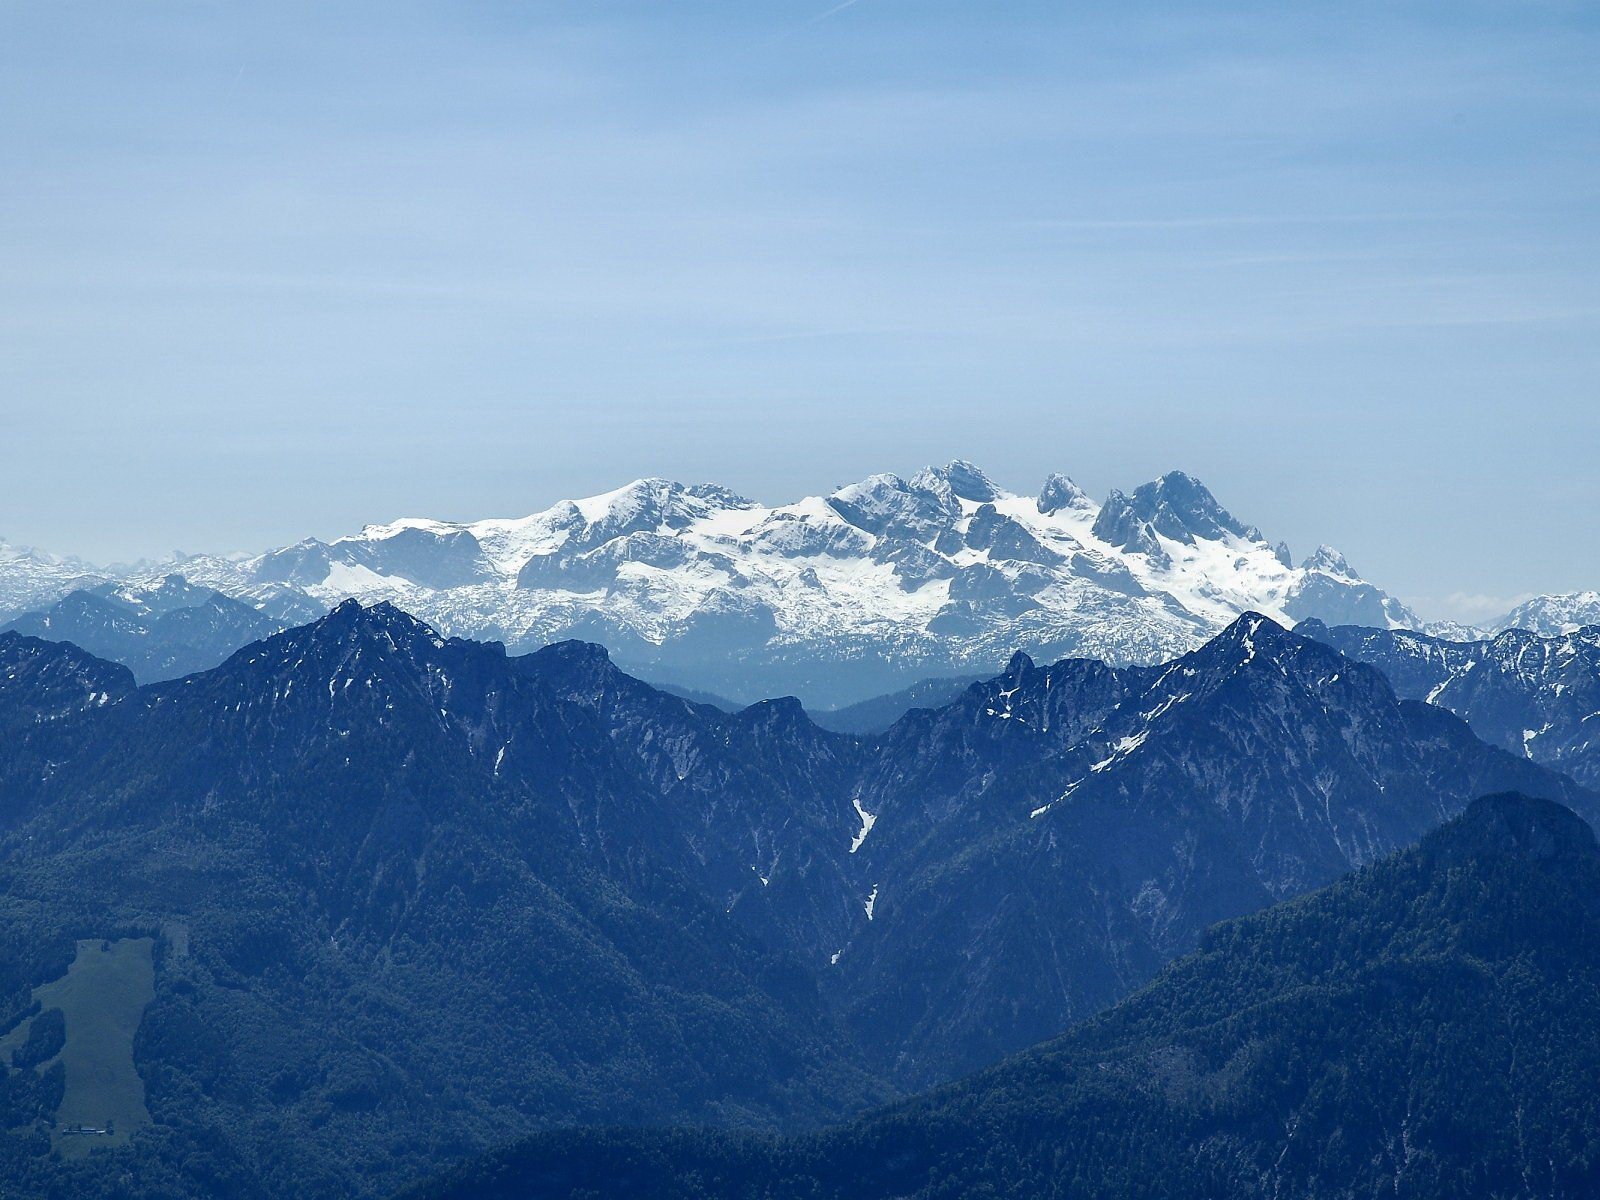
[0,540,107,621]
[1491,592,1600,636]
[121,463,1421,707]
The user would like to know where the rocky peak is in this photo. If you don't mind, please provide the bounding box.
[1301,544,1356,578]
[1176,612,1318,689]
[320,597,433,636]
[1003,649,1036,677]
[234,600,454,687]
[732,694,820,738]
[1091,490,1168,563]
[1036,473,1091,515]
[910,460,1003,504]
[1125,471,1264,545]
[963,506,1061,565]
[0,631,135,719]
[521,639,625,703]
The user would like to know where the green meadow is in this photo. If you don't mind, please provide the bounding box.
[0,938,155,1158]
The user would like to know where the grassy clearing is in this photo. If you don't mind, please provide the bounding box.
[0,937,155,1158]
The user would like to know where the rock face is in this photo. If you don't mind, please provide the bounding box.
[93,463,1422,708]
[1298,618,1600,788]
[0,605,1588,1200]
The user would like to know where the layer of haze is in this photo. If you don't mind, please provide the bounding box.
[1,1,1596,622]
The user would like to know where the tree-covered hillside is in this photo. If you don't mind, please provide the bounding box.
[414,793,1600,1200]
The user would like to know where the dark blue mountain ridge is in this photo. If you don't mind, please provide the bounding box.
[0,604,1591,1198]
[836,611,1593,1080]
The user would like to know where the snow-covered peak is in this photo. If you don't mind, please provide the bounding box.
[742,498,871,559]
[577,477,755,524]
[826,472,961,539]
[1301,545,1356,578]
[0,539,108,620]
[1283,545,1418,631]
[1491,591,1600,636]
[1036,473,1092,515]
[909,460,1006,504]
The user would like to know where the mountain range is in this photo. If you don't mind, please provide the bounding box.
[0,541,106,622]
[413,791,1600,1200]
[832,611,1591,1081]
[1492,591,1600,635]
[1299,619,1600,789]
[6,466,1594,709]
[0,602,1590,1198]
[0,465,1443,708]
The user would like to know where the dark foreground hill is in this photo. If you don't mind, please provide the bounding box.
[412,792,1600,1200]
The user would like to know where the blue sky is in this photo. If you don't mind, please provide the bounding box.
[1,1,1596,620]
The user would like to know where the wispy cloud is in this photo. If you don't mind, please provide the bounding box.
[805,0,865,27]
[1014,212,1467,232]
